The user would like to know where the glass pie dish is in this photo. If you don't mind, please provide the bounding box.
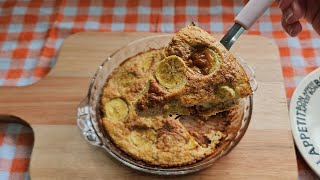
[77,34,258,175]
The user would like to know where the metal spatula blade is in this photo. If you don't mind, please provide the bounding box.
[220,23,245,50]
[220,0,274,50]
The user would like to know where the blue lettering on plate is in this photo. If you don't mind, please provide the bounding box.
[295,75,320,156]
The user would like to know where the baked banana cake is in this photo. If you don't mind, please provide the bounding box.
[101,47,244,167]
[136,25,252,117]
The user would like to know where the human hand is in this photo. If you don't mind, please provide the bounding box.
[278,0,320,36]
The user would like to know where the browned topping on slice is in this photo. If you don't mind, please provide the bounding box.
[189,47,216,75]
[136,80,167,112]
[136,26,252,117]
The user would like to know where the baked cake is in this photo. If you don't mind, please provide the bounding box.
[101,47,245,166]
[136,25,252,117]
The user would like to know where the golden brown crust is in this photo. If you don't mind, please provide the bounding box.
[137,25,252,116]
[100,48,244,167]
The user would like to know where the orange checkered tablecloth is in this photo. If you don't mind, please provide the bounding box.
[0,0,319,179]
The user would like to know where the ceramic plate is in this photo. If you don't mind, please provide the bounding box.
[290,67,320,176]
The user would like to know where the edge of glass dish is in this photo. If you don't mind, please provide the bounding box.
[77,34,257,175]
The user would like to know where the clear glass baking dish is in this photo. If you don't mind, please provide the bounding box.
[77,34,258,175]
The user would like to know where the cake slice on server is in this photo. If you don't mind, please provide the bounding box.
[136,25,252,117]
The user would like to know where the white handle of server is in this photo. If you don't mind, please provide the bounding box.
[235,0,274,30]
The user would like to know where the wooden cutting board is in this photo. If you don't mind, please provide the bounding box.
[0,32,298,179]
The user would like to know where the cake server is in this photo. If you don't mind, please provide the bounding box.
[220,0,274,50]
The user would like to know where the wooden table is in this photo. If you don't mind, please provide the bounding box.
[0,32,304,179]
